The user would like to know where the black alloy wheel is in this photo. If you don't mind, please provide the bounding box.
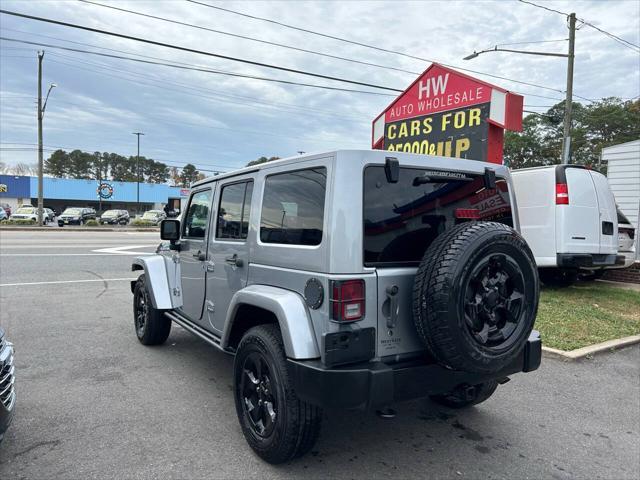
[132,275,171,345]
[412,222,538,374]
[134,284,149,338]
[234,325,322,464]
[240,352,278,438]
[463,253,525,350]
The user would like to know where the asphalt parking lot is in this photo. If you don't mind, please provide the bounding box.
[0,230,638,479]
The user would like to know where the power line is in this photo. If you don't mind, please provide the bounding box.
[78,0,420,76]
[0,9,404,93]
[185,0,580,98]
[495,38,568,47]
[0,28,379,116]
[517,0,640,53]
[43,51,366,121]
[0,34,570,105]
[0,25,574,103]
[0,37,396,97]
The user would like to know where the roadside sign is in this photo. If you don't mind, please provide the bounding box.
[372,63,523,164]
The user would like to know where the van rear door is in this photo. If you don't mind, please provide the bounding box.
[557,167,599,254]
[589,171,618,254]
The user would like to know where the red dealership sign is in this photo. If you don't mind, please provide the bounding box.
[372,64,523,164]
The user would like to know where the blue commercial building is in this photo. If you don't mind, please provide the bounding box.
[0,175,188,214]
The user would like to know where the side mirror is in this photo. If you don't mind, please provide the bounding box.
[160,219,180,243]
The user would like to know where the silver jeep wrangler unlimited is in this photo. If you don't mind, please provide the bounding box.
[131,150,541,464]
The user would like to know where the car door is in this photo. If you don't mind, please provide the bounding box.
[557,168,599,254]
[205,177,254,333]
[178,187,214,323]
[589,171,618,254]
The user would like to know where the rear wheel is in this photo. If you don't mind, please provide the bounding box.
[133,275,171,345]
[413,222,538,374]
[234,325,322,464]
[430,381,499,408]
[539,268,578,287]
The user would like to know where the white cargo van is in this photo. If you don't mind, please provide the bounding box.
[512,165,623,286]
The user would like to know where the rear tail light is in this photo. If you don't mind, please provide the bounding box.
[455,208,481,219]
[555,183,569,205]
[330,279,365,322]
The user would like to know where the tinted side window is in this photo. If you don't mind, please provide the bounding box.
[216,181,254,240]
[183,189,212,238]
[260,168,327,246]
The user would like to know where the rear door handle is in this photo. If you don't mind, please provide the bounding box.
[385,285,399,329]
[193,250,206,261]
[225,254,243,267]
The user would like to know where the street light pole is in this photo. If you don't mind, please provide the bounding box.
[132,132,144,216]
[36,51,56,226]
[463,14,577,164]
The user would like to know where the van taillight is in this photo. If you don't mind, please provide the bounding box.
[330,279,365,322]
[555,183,569,205]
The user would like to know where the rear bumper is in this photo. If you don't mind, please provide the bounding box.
[288,331,542,410]
[557,253,624,269]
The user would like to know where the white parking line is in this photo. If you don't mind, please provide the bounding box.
[0,253,153,257]
[92,245,158,255]
[0,278,137,287]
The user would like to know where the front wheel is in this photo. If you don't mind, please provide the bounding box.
[133,275,171,345]
[430,381,498,409]
[234,325,322,464]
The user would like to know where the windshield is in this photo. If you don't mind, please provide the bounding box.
[142,211,160,219]
[63,208,82,215]
[102,210,119,217]
[363,166,513,266]
[16,207,35,214]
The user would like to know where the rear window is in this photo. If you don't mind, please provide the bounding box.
[363,166,513,266]
[617,206,631,224]
[260,167,327,246]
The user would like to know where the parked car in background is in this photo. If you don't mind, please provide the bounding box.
[10,206,49,224]
[0,207,6,221]
[141,210,166,225]
[100,209,130,225]
[44,208,56,223]
[0,203,11,217]
[45,206,60,217]
[57,207,95,226]
[18,203,33,208]
[580,206,637,280]
[512,165,623,287]
[0,326,16,444]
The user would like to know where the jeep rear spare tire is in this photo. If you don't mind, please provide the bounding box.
[412,222,538,374]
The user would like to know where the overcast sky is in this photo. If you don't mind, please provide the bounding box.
[1,0,638,175]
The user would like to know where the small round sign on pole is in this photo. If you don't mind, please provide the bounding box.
[97,182,114,199]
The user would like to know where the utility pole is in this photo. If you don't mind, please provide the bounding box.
[132,132,144,215]
[36,51,56,226]
[561,13,576,164]
[37,51,44,226]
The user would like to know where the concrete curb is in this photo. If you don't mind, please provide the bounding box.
[542,334,640,361]
[0,226,159,232]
